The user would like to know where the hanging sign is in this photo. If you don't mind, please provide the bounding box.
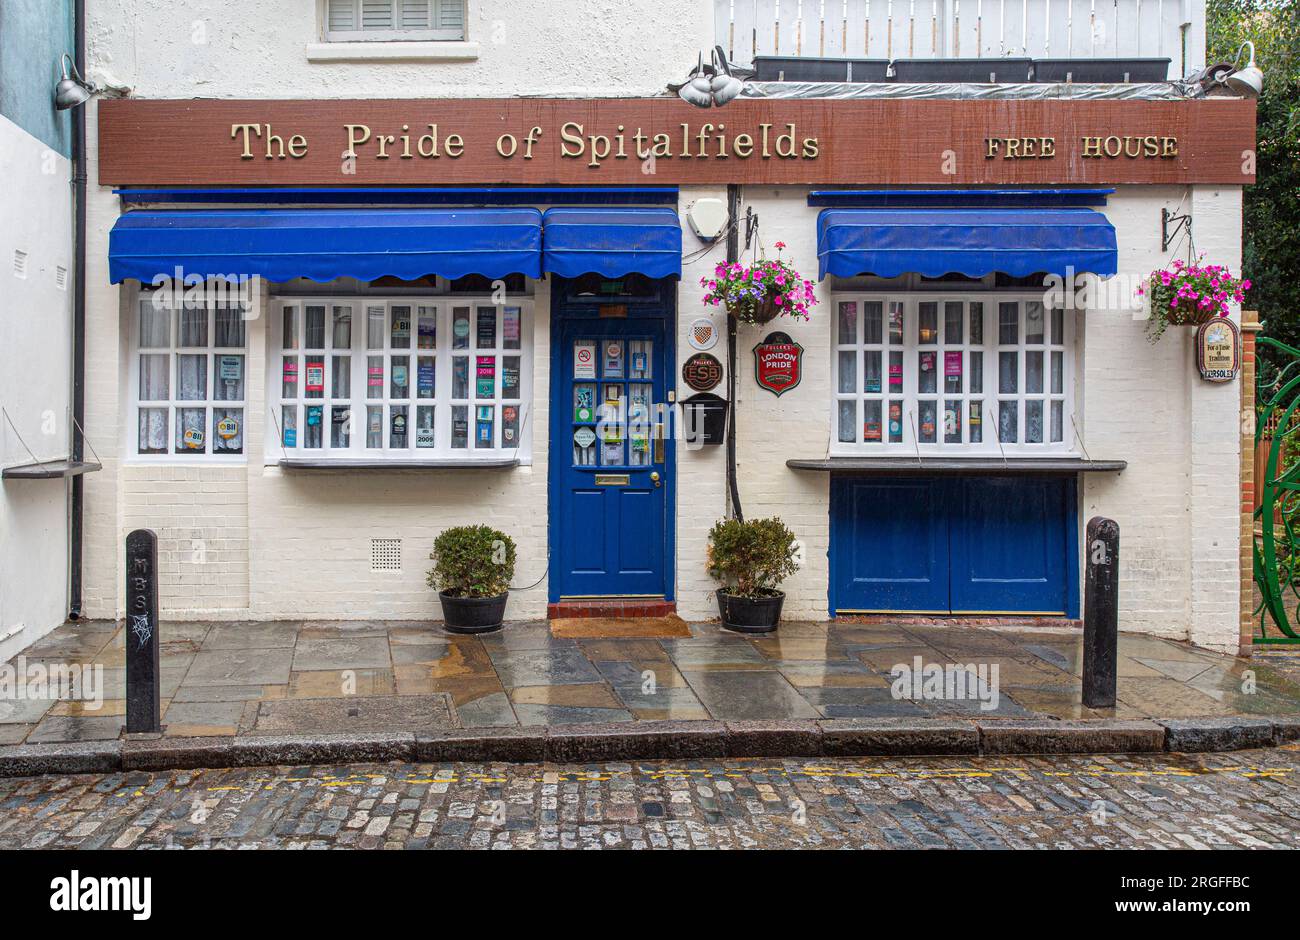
[688,318,718,351]
[682,352,723,392]
[1195,317,1240,382]
[752,331,803,397]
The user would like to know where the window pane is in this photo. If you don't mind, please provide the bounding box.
[215,354,244,401]
[418,306,437,350]
[304,405,323,449]
[944,399,962,443]
[305,305,326,349]
[175,407,206,454]
[333,355,351,398]
[282,306,297,350]
[366,405,383,448]
[333,306,353,348]
[837,351,856,394]
[451,405,469,448]
[888,401,903,443]
[1026,400,1044,443]
[476,356,496,399]
[837,400,855,443]
[969,302,983,344]
[943,350,962,394]
[502,404,521,448]
[1050,307,1064,345]
[998,401,1018,443]
[475,405,496,449]
[969,351,983,394]
[1051,400,1064,443]
[417,356,436,399]
[944,302,963,344]
[863,400,882,443]
[390,404,409,448]
[332,406,351,448]
[215,306,245,347]
[367,356,384,399]
[282,356,298,398]
[305,356,324,399]
[1026,350,1044,394]
[1051,351,1063,394]
[889,351,903,392]
[138,407,167,454]
[139,354,169,401]
[602,340,624,379]
[366,305,385,349]
[391,306,411,349]
[281,406,297,448]
[179,308,207,347]
[969,401,983,443]
[998,302,1019,344]
[476,306,496,349]
[1025,301,1045,344]
[918,302,938,344]
[502,356,521,399]
[918,351,936,394]
[998,351,1018,394]
[502,306,521,350]
[864,302,883,344]
[177,355,207,400]
[918,401,936,443]
[863,351,882,394]
[213,408,243,455]
[140,304,170,347]
[629,341,651,380]
[391,355,410,399]
[888,302,904,345]
[837,301,857,344]
[452,356,469,399]
[415,405,436,448]
[452,307,470,350]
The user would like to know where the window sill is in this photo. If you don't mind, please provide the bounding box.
[789,456,1126,473]
[305,41,481,63]
[277,456,519,471]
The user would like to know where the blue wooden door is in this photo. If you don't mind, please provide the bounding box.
[830,475,1076,616]
[549,305,673,601]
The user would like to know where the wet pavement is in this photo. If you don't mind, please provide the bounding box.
[3,618,1300,744]
[1,746,1298,849]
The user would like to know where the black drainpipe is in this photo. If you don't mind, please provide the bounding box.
[68,0,87,620]
[725,184,743,523]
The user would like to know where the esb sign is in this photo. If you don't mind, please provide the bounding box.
[753,332,803,396]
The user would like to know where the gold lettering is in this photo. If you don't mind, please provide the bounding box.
[496,133,517,157]
[287,134,308,159]
[1103,135,1122,158]
[733,133,753,158]
[445,134,463,158]
[560,122,585,159]
[230,124,261,159]
[985,137,1000,159]
[801,137,819,159]
[1081,136,1103,158]
[1161,136,1178,158]
[344,124,371,158]
[1040,137,1055,158]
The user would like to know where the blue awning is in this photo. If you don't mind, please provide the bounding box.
[542,208,682,279]
[817,207,1117,280]
[108,208,543,284]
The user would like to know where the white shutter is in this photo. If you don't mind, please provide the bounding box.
[361,0,396,29]
[435,0,464,29]
[326,0,357,31]
[400,0,434,28]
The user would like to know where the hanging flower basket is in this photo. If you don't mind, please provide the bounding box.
[1139,258,1250,342]
[700,242,818,326]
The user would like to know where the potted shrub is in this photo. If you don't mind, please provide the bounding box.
[707,516,800,633]
[427,525,516,633]
[700,241,818,325]
[1139,258,1250,341]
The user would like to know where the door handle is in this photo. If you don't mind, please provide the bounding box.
[650,471,661,488]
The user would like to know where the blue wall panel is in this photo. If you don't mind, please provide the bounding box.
[0,0,74,156]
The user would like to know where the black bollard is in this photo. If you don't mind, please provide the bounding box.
[125,528,161,733]
[1082,516,1119,709]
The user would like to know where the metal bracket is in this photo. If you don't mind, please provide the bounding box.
[744,206,757,250]
[1161,207,1192,253]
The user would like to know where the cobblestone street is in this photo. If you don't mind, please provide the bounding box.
[2,745,1299,850]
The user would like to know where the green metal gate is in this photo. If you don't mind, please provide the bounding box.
[1254,336,1300,644]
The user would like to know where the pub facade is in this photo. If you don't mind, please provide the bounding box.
[76,0,1253,652]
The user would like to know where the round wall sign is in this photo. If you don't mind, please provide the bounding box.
[688,317,719,351]
[682,352,724,392]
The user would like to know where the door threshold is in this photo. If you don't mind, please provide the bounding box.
[835,612,1080,629]
[549,597,676,619]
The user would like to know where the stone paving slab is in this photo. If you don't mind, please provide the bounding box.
[3,617,1300,774]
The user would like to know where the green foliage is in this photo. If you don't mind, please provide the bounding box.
[1208,0,1300,354]
[706,516,800,598]
[427,525,516,598]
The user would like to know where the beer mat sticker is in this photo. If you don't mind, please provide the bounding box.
[752,331,803,397]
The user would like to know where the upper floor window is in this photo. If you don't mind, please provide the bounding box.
[325,0,466,42]
[831,293,1075,457]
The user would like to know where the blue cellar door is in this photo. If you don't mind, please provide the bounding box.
[831,475,1075,615]
[551,318,671,599]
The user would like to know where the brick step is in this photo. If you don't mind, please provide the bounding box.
[547,599,676,619]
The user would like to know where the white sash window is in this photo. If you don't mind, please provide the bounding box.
[831,293,1076,456]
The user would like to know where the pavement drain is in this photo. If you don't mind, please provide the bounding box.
[252,695,457,734]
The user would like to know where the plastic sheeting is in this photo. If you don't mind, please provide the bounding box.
[741,80,1193,100]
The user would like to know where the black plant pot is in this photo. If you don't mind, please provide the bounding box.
[438,591,508,634]
[716,589,784,634]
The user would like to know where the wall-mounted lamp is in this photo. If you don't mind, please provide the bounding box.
[53,53,97,110]
[1227,41,1263,98]
[668,46,751,109]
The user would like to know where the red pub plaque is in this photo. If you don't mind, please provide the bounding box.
[753,332,803,397]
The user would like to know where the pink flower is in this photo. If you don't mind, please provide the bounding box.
[775,241,786,250]
[774,295,784,306]
[1242,279,1252,290]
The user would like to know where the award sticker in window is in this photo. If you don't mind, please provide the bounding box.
[574,341,596,380]
[574,384,595,422]
[475,405,494,448]
[603,341,624,379]
[305,361,324,394]
[502,405,519,445]
[476,356,496,398]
